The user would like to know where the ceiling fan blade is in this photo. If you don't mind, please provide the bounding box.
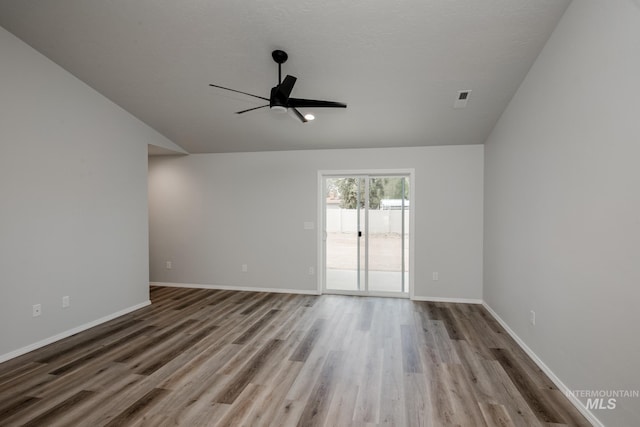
[235,105,269,114]
[291,107,308,123]
[288,97,347,108]
[277,75,297,100]
[209,84,269,101]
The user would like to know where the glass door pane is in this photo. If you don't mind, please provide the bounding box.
[367,176,408,293]
[325,177,364,292]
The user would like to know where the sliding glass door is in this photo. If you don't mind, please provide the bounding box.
[323,174,410,296]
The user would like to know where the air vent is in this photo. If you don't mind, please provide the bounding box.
[454,90,471,109]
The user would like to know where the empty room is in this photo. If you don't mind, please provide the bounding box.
[0,1,638,426]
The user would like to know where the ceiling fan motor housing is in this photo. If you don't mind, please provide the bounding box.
[269,86,287,111]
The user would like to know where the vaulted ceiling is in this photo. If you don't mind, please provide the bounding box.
[0,0,570,153]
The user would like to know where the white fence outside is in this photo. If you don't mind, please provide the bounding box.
[326,209,410,234]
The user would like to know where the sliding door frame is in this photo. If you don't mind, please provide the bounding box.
[317,169,416,298]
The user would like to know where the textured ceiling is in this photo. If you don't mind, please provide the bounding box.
[0,0,570,153]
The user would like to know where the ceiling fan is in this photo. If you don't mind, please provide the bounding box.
[209,50,347,123]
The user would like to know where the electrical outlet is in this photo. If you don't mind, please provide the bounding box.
[241,264,248,273]
[32,304,42,317]
[432,272,439,281]
[62,296,70,308]
[308,266,315,275]
[165,261,172,269]
[530,310,536,326]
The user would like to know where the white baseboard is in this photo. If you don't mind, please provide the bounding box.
[411,296,483,304]
[0,300,151,364]
[482,302,603,427]
[150,282,321,295]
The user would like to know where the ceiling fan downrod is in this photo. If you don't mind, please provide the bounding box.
[272,50,288,85]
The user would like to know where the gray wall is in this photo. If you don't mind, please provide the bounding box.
[0,26,176,359]
[484,1,640,425]
[149,145,484,300]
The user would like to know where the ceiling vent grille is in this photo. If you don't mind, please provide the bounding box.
[454,90,471,109]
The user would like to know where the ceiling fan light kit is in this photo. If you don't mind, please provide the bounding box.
[209,50,346,123]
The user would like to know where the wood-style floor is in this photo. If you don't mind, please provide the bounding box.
[0,287,590,426]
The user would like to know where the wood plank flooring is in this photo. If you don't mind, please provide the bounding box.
[0,287,591,426]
